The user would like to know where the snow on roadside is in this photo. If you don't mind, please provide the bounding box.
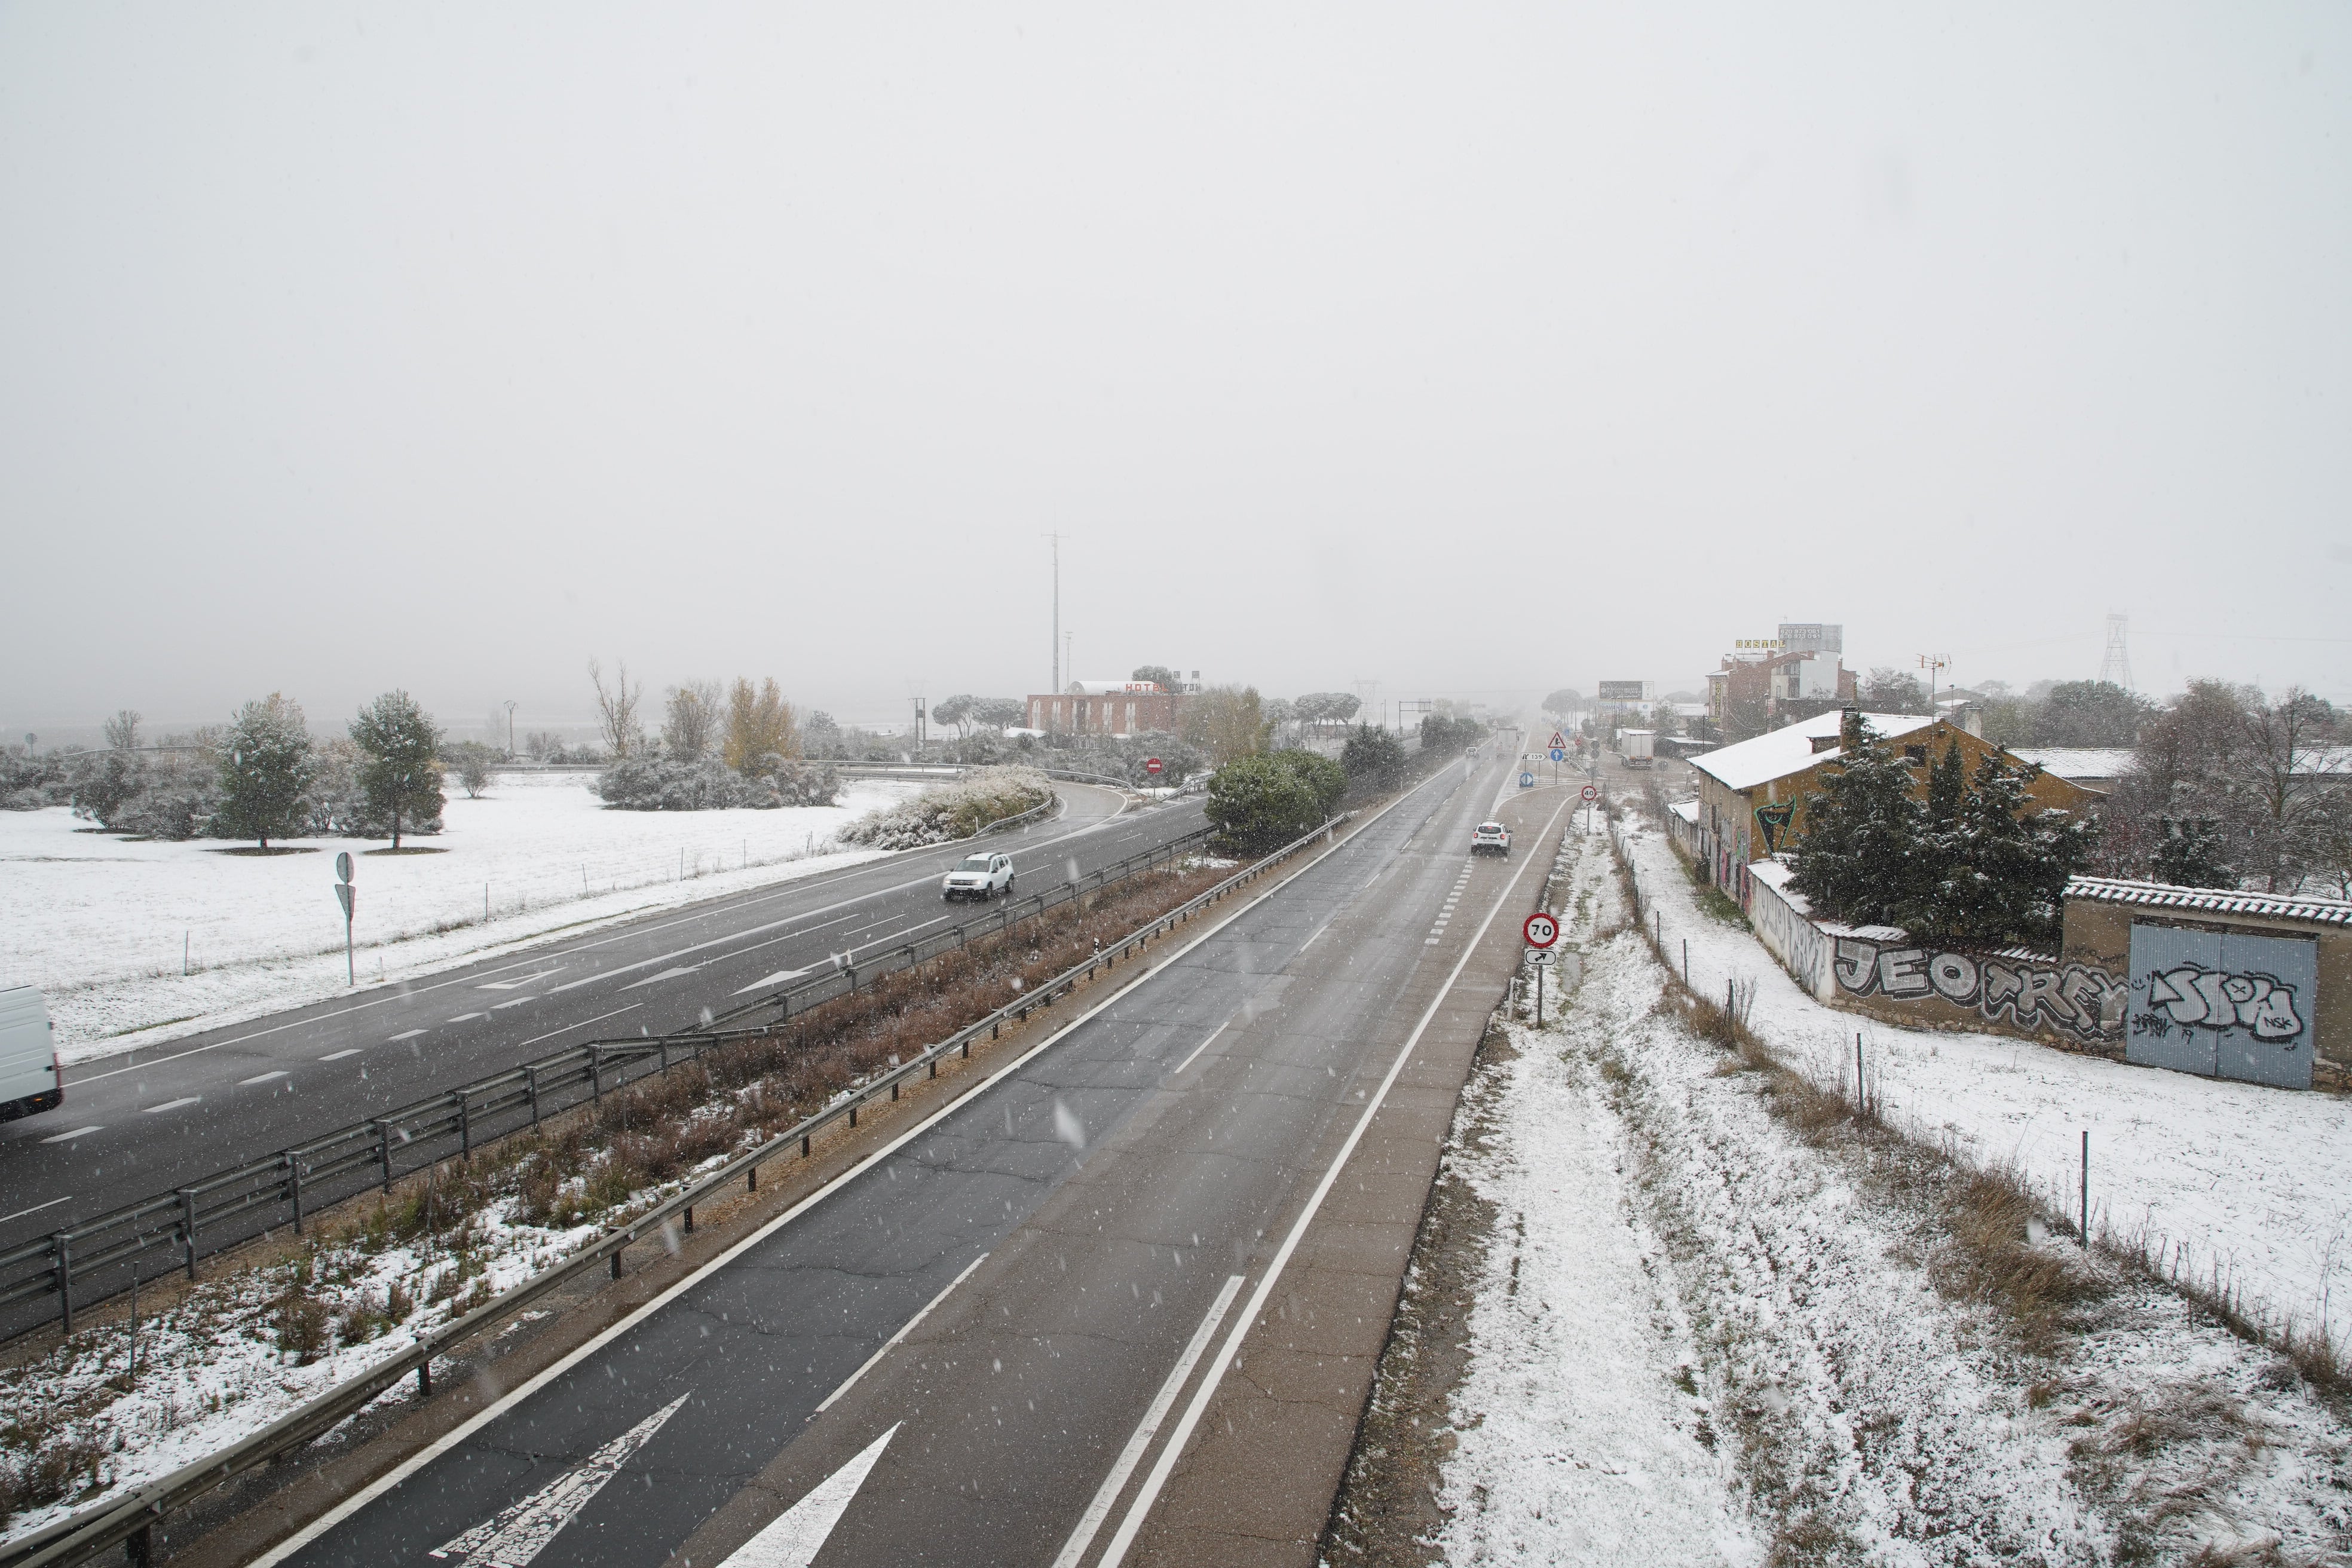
[0,773,917,1063]
[1617,814,2352,1362]
[1440,822,2352,1564]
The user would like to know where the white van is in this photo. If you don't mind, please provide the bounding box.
[0,985,62,1121]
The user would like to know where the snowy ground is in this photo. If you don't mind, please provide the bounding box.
[1618,813,2352,1367]
[1435,819,2352,1564]
[0,771,914,1062]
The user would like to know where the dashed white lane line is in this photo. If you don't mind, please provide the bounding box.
[41,1126,102,1144]
[389,1030,427,1042]
[446,1013,486,1024]
[1171,1022,1228,1077]
[491,996,535,1010]
[240,1071,288,1086]
[320,1049,363,1062]
[142,1097,201,1114]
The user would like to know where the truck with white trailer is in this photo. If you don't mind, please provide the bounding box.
[0,985,62,1121]
[1619,728,1657,769]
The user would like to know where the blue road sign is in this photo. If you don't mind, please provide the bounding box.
[1548,748,1566,762]
[1519,771,1535,788]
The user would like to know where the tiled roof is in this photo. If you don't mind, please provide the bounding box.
[2064,877,2352,926]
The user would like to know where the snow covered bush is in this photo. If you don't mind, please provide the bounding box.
[0,744,74,811]
[835,767,1052,849]
[1206,749,1344,853]
[595,755,840,811]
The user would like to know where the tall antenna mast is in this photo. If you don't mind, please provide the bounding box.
[1043,532,1063,693]
[2099,613,2133,691]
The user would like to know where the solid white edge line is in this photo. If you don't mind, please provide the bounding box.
[1094,789,1569,1568]
[1168,1022,1227,1078]
[245,773,1436,1568]
[813,1251,990,1415]
[1049,1274,1246,1568]
[513,1002,641,1051]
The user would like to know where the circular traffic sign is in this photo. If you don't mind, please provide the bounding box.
[1581,784,1600,802]
[1523,912,1559,949]
[1548,748,1566,762]
[1144,757,1164,776]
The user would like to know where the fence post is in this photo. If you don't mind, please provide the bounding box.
[2081,1129,2090,1249]
[1854,1034,1864,1110]
[180,1189,198,1279]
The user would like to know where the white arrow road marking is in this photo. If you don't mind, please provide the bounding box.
[717,1424,899,1568]
[477,968,564,991]
[429,1392,691,1566]
[621,965,702,991]
[732,967,812,996]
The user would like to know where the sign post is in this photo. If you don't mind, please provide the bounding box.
[1524,913,1558,1021]
[334,852,356,985]
[1579,782,1599,832]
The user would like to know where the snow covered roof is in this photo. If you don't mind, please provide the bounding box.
[1668,800,1699,824]
[2008,748,2135,782]
[1690,711,1937,793]
[2064,877,2352,926]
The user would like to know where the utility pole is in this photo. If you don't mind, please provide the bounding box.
[504,700,517,760]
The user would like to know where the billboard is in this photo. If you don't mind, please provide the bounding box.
[2124,923,2317,1089]
[1596,681,1646,702]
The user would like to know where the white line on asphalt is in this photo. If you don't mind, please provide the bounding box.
[813,1251,990,1416]
[40,1126,102,1144]
[621,966,702,991]
[240,1071,288,1086]
[734,967,813,996]
[320,1049,363,1061]
[476,968,564,991]
[446,1012,485,1023]
[142,1097,201,1114]
[515,1003,641,1051]
[0,1195,71,1223]
[388,1030,427,1042]
[1094,791,1570,1568]
[491,996,535,1010]
[247,782,1417,1568]
[716,1423,900,1568]
[1169,1022,1226,1077]
[1052,1274,1246,1568]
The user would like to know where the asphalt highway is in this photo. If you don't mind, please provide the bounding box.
[0,785,1204,1253]
[253,743,1531,1568]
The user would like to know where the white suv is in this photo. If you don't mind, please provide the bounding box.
[942,852,1016,902]
[1471,822,1511,857]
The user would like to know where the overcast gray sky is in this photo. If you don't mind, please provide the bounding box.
[4,2,2347,738]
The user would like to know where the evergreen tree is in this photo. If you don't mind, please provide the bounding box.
[1206,750,1340,853]
[1341,722,1408,791]
[215,694,316,849]
[1925,738,1967,826]
[1787,721,1934,929]
[350,691,445,849]
[2150,817,2234,888]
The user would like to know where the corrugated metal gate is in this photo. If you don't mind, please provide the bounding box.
[2125,921,2317,1090]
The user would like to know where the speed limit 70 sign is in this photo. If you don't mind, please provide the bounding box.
[1523,912,1559,948]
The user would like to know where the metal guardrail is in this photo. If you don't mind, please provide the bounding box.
[0,820,1219,1346]
[0,811,1346,1568]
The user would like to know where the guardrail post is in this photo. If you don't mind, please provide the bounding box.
[287,1154,304,1234]
[378,1121,394,1190]
[418,1358,433,1397]
[683,1206,694,1235]
[801,1133,811,1157]
[591,1049,603,1102]
[526,1067,540,1125]
[54,1233,71,1336]
[660,1039,671,1075]
[611,1245,624,1280]
[180,1189,197,1279]
[747,1161,758,1194]
[848,1103,858,1128]
[458,1092,471,1158]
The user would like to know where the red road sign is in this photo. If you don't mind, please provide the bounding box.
[1523,912,1560,948]
[1548,731,1569,751]
[1581,784,1600,802]
[1144,757,1164,776]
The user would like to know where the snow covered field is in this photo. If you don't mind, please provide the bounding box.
[0,771,912,1062]
[1617,811,2352,1364]
[1435,819,2352,1564]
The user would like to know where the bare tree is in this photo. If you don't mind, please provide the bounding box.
[588,658,644,759]
[102,709,141,752]
[662,680,724,760]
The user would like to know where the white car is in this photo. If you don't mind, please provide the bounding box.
[942,852,1016,902]
[1471,822,1511,857]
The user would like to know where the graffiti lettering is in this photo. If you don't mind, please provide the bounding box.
[1835,938,2121,1041]
[2141,964,2304,1045]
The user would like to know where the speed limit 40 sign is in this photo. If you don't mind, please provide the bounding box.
[1523,912,1559,948]
[1581,784,1600,802]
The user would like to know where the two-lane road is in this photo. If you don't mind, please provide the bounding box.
[252,743,1545,1568]
[0,786,1204,1252]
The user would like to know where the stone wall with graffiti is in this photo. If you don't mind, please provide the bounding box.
[1744,860,2125,1048]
